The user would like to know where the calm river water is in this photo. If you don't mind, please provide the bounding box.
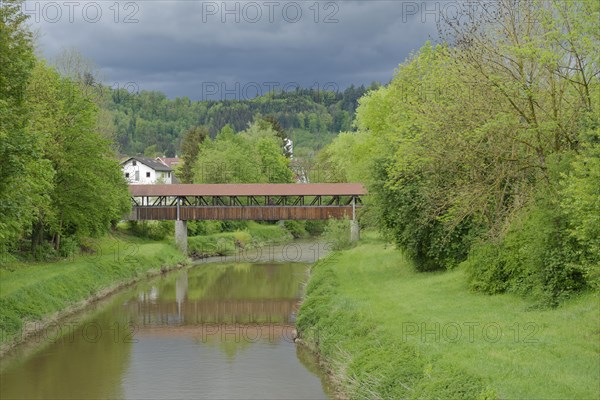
[0,246,332,399]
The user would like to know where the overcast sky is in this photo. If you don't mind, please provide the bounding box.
[25,0,440,100]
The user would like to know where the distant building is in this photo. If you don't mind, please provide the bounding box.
[284,138,293,159]
[121,156,173,184]
[155,157,181,170]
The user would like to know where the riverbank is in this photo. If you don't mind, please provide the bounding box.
[1,247,333,400]
[297,234,600,399]
[0,233,189,356]
[188,221,294,258]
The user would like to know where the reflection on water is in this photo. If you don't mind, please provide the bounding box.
[0,263,331,400]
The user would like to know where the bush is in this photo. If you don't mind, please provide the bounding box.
[464,138,598,306]
[283,220,308,238]
[463,242,509,294]
[323,217,352,250]
[464,201,587,307]
[370,162,481,272]
[187,220,222,236]
[58,237,79,258]
[560,134,600,290]
[33,242,57,261]
[304,220,326,236]
[128,221,173,240]
[220,220,248,232]
[187,222,291,258]
[246,221,291,243]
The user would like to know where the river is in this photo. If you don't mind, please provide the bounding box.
[0,242,332,399]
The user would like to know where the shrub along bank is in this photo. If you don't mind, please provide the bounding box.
[123,220,299,258]
[0,233,188,353]
[187,221,298,258]
[297,234,599,399]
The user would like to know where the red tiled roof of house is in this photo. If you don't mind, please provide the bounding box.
[156,157,181,168]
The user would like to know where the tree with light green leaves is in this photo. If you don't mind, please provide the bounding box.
[321,0,598,303]
[25,62,131,251]
[1,2,130,258]
[193,122,293,184]
[0,0,45,253]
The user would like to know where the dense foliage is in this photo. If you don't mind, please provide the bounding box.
[192,122,294,184]
[1,2,130,261]
[318,0,599,305]
[179,125,209,183]
[100,83,378,158]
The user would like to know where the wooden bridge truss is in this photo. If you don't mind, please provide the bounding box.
[128,184,366,221]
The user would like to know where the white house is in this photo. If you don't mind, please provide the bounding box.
[284,138,293,159]
[121,156,173,184]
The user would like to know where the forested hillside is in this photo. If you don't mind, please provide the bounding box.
[100,84,379,157]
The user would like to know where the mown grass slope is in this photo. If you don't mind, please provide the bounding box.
[297,234,600,399]
[0,233,187,348]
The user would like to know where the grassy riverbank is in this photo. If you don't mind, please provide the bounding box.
[0,233,188,352]
[297,234,600,399]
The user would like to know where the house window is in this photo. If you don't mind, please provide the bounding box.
[168,172,171,178]
[135,171,139,181]
[146,172,151,178]
[132,160,137,166]
[125,172,130,178]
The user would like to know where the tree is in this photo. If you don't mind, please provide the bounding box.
[348,0,598,301]
[0,0,42,252]
[52,47,102,101]
[143,144,159,158]
[316,131,374,183]
[192,122,293,184]
[1,5,130,258]
[258,115,292,158]
[25,62,131,250]
[180,126,209,183]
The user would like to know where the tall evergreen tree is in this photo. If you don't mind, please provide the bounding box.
[180,126,209,183]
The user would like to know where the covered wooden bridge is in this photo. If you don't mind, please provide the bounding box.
[127,183,366,252]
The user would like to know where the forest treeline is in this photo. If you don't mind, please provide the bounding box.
[318,0,599,306]
[101,80,378,157]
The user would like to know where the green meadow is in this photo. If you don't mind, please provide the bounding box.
[298,234,600,399]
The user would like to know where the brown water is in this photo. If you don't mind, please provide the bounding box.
[0,260,332,399]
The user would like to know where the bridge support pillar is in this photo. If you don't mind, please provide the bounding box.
[175,220,188,254]
[350,218,360,242]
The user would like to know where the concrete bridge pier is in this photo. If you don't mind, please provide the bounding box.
[350,219,360,242]
[350,198,360,242]
[175,220,187,254]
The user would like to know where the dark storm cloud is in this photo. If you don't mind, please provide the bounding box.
[25,0,439,99]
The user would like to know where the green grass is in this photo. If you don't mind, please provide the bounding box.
[188,221,292,257]
[0,233,188,349]
[297,233,600,399]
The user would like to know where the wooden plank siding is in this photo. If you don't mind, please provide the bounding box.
[130,206,354,221]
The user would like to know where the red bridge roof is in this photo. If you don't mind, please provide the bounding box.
[129,183,366,197]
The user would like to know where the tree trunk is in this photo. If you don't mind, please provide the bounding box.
[31,219,44,257]
[54,220,62,252]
